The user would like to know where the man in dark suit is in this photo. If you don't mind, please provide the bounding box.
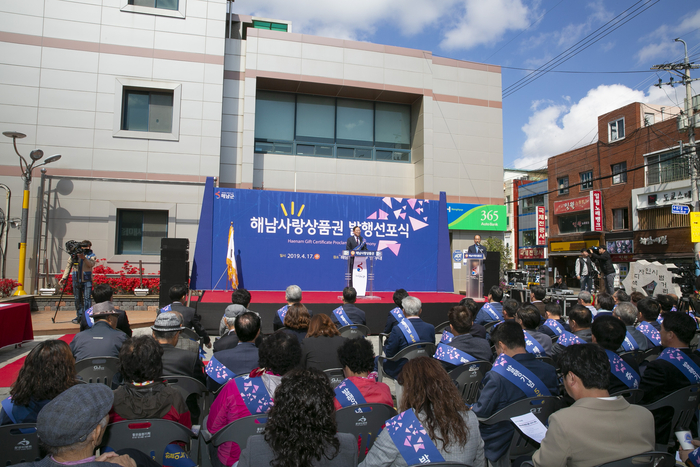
[152,312,205,384]
[474,285,504,326]
[589,245,615,294]
[79,283,132,337]
[550,304,593,363]
[382,296,435,378]
[529,285,547,317]
[439,304,493,372]
[537,301,571,338]
[591,315,640,396]
[516,304,552,356]
[382,288,409,334]
[163,284,211,348]
[207,312,261,391]
[69,302,127,362]
[346,225,367,251]
[331,286,367,327]
[467,234,486,255]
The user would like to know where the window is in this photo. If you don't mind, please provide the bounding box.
[521,230,536,247]
[519,195,545,215]
[122,89,173,133]
[254,91,411,162]
[609,118,625,141]
[612,162,627,184]
[646,149,687,185]
[116,210,168,255]
[558,176,569,195]
[128,0,177,9]
[644,113,655,126]
[558,212,591,234]
[122,0,186,17]
[580,171,593,190]
[639,206,690,230]
[612,208,629,230]
[252,20,288,32]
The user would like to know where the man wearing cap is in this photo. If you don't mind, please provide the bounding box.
[70,302,128,362]
[14,383,155,467]
[152,312,206,384]
[214,304,249,352]
[206,312,261,391]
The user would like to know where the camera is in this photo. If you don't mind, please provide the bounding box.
[669,264,696,296]
[65,240,89,257]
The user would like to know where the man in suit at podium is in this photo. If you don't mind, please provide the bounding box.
[346,225,368,286]
[467,234,487,255]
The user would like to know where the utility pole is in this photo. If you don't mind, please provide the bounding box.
[652,39,700,270]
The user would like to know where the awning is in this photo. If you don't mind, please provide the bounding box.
[548,251,580,257]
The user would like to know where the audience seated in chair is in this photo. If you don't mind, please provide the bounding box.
[238,368,358,467]
[475,286,504,326]
[360,357,484,467]
[529,285,547,318]
[331,286,367,327]
[333,338,392,410]
[591,315,641,396]
[502,298,519,323]
[80,284,132,337]
[217,289,252,337]
[1,340,78,425]
[531,344,654,466]
[273,285,313,331]
[109,335,191,428]
[636,297,662,348]
[162,284,211,348]
[281,303,312,344]
[536,302,570,338]
[206,311,261,392]
[472,321,559,467]
[214,304,249,352]
[152,312,205,384]
[577,291,597,317]
[382,289,409,334]
[656,294,677,318]
[70,302,128,362]
[435,304,493,372]
[549,304,593,363]
[207,331,302,466]
[458,298,488,339]
[301,314,347,371]
[515,304,552,356]
[613,301,648,351]
[595,293,615,319]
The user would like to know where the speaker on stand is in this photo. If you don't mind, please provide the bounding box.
[484,251,501,294]
[159,238,190,308]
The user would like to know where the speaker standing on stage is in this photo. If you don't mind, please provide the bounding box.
[59,240,96,325]
[467,235,486,255]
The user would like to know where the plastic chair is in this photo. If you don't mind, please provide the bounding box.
[642,384,700,449]
[335,403,397,463]
[75,356,120,385]
[338,324,371,339]
[180,328,200,342]
[323,368,345,388]
[163,375,209,425]
[377,342,437,382]
[484,320,503,334]
[535,355,555,367]
[610,388,645,404]
[594,451,675,467]
[643,346,662,363]
[435,321,450,334]
[479,396,564,460]
[447,360,492,405]
[619,350,645,366]
[0,424,40,466]
[100,419,195,466]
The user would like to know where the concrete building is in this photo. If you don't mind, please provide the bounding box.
[516,178,548,284]
[0,2,503,293]
[503,168,547,270]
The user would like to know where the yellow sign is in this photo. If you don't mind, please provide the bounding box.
[550,240,599,252]
[691,212,700,242]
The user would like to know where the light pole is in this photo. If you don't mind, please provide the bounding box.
[2,131,61,295]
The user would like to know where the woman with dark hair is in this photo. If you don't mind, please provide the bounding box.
[301,314,346,371]
[333,337,392,410]
[109,335,191,427]
[282,303,311,343]
[360,357,484,467]
[0,340,77,425]
[208,331,302,466]
[238,368,357,466]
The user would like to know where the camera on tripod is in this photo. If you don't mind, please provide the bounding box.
[66,240,89,258]
[668,264,696,296]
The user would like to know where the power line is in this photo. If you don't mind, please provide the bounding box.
[500,66,655,74]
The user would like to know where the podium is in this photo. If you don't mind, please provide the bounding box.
[340,250,382,299]
[463,253,484,299]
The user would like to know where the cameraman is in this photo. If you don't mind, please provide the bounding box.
[59,240,96,324]
[589,245,615,294]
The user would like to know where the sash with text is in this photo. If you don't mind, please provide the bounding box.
[491,354,551,398]
[333,306,352,327]
[235,375,274,415]
[433,343,477,365]
[657,348,700,384]
[636,322,661,347]
[605,350,639,389]
[333,379,367,408]
[205,356,237,384]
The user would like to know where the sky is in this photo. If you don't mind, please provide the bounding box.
[231,0,700,171]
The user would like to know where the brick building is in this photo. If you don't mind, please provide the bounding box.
[547,101,689,289]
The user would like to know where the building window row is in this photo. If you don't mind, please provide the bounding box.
[254,91,412,162]
[128,0,178,10]
[580,171,593,190]
[646,149,687,186]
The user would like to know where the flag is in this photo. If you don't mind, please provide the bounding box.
[227,224,238,289]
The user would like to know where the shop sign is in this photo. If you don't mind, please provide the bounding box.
[519,247,545,259]
[606,239,633,254]
[536,206,546,246]
[550,240,599,252]
[553,196,590,215]
[447,204,506,231]
[611,254,633,262]
[638,188,692,209]
[590,191,602,231]
[639,235,668,245]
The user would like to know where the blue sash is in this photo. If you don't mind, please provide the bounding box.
[605,350,640,389]
[657,348,700,384]
[671,306,677,312]
[333,306,352,327]
[235,375,274,415]
[205,356,236,384]
[636,322,661,346]
[334,379,367,408]
[523,331,545,356]
[543,319,565,336]
[352,239,366,251]
[688,448,700,467]
[163,443,196,467]
[1,397,18,424]
[397,318,420,344]
[491,354,551,398]
[481,302,501,321]
[621,332,639,351]
[159,304,172,314]
[277,305,288,323]
[657,315,664,324]
[385,409,445,465]
[556,331,586,347]
[440,330,454,344]
[433,343,477,365]
[85,306,94,327]
[390,307,405,322]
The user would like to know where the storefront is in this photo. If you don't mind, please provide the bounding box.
[633,229,694,264]
[518,247,547,285]
[605,233,634,288]
[547,238,601,288]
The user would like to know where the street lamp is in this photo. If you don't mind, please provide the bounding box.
[2,131,61,295]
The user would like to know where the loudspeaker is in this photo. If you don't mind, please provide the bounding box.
[161,238,189,261]
[159,238,190,308]
[484,251,501,293]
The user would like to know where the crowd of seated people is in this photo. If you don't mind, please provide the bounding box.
[7,284,700,467]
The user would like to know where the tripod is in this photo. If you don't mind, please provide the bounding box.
[52,258,82,324]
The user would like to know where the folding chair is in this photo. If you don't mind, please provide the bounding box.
[0,424,40,466]
[335,403,397,463]
[200,414,268,467]
[163,375,209,425]
[435,321,451,334]
[594,451,675,467]
[642,384,700,450]
[535,355,555,367]
[338,324,371,339]
[484,320,503,334]
[75,356,120,385]
[610,388,645,404]
[100,419,195,466]
[447,360,492,405]
[619,350,645,366]
[323,368,345,388]
[377,342,437,383]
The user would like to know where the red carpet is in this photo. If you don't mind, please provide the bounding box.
[0,334,74,387]
[201,290,468,304]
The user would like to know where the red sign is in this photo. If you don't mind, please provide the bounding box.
[553,196,590,215]
[519,247,545,259]
[536,206,546,246]
[590,190,602,231]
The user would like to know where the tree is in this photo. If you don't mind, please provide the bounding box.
[484,237,513,282]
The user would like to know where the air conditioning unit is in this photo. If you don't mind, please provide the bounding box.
[678,115,689,132]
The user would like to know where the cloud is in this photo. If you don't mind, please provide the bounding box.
[636,9,700,64]
[512,83,680,170]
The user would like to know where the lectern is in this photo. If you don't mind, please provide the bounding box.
[340,250,382,298]
[463,253,484,299]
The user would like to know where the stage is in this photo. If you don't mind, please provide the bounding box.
[195,291,474,335]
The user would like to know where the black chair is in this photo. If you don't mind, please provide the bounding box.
[100,419,195,466]
[201,413,267,467]
[435,321,450,334]
[335,403,397,463]
[643,346,662,363]
[690,330,700,352]
[479,396,564,460]
[180,328,200,342]
[447,360,492,405]
[594,451,675,467]
[323,368,345,388]
[378,332,390,352]
[483,320,502,334]
[610,388,645,404]
[75,356,120,385]
[619,350,645,366]
[338,324,370,339]
[642,384,700,449]
[163,375,209,425]
[0,424,40,466]
[377,342,437,382]
[535,355,555,367]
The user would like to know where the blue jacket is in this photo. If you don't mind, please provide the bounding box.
[331,303,367,326]
[472,352,559,462]
[382,317,435,378]
[207,342,260,392]
[475,302,503,325]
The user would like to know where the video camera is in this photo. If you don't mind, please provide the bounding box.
[65,240,90,258]
[668,264,696,296]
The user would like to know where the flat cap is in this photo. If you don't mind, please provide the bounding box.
[224,304,247,319]
[92,301,119,317]
[37,383,113,447]
[152,311,185,332]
